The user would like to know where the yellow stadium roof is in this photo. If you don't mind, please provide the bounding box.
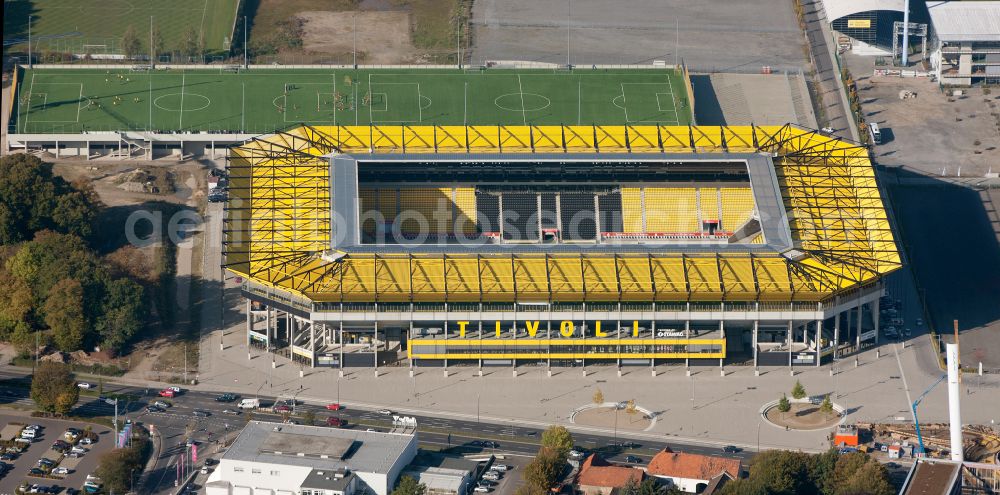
[224,124,900,304]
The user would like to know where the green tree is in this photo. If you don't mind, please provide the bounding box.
[540,425,574,458]
[95,444,145,493]
[819,396,834,418]
[122,25,142,60]
[44,278,87,352]
[523,447,564,492]
[828,452,893,495]
[30,362,78,415]
[777,394,791,414]
[95,277,145,355]
[179,26,202,59]
[150,25,165,61]
[593,388,604,404]
[0,269,34,325]
[391,476,426,495]
[9,321,35,357]
[791,380,806,400]
[302,410,316,425]
[0,155,98,244]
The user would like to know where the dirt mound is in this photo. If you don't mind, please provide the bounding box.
[296,11,416,64]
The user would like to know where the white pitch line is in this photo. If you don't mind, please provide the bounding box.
[516,74,527,125]
[620,82,629,123]
[23,72,36,132]
[179,71,187,129]
[367,73,373,125]
[76,83,83,122]
[333,74,337,125]
[417,82,422,122]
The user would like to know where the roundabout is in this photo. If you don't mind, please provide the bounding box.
[570,402,656,432]
[494,92,551,112]
[154,93,212,112]
[760,398,846,431]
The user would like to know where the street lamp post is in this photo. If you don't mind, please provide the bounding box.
[756,422,761,452]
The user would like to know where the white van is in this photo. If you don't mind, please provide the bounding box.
[868,122,882,145]
[238,398,260,410]
[20,429,36,439]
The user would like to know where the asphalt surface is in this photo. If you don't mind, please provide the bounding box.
[0,368,752,494]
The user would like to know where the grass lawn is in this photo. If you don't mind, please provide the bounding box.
[3,0,240,54]
[12,67,692,134]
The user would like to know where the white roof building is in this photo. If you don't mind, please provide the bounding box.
[926,1,1000,85]
[205,421,418,495]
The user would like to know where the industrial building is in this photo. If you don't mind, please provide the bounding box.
[927,1,1000,85]
[205,421,417,495]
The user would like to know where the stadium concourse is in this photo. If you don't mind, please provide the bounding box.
[224,124,901,373]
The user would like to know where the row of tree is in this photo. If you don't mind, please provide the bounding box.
[122,24,204,61]
[0,155,147,356]
[718,449,894,495]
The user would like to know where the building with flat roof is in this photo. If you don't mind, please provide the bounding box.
[927,1,1000,85]
[401,454,481,495]
[899,459,962,495]
[205,421,417,495]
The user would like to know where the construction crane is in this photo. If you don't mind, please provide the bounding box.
[911,373,947,455]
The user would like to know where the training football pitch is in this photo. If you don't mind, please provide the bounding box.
[11,67,693,134]
[3,0,240,54]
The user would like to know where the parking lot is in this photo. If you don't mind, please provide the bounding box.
[0,414,114,494]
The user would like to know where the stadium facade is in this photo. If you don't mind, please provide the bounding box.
[224,124,901,372]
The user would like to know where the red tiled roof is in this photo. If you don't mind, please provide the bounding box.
[577,455,644,488]
[646,449,741,481]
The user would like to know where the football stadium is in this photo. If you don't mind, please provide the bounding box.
[224,82,902,371]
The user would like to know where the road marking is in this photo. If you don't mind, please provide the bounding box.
[893,343,916,424]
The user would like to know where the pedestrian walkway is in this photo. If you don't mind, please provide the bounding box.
[802,0,860,140]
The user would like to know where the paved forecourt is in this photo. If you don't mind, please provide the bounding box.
[12,67,692,134]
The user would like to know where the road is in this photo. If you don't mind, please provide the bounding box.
[0,368,752,494]
[801,0,857,140]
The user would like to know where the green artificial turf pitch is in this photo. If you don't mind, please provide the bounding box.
[12,67,692,134]
[3,0,240,54]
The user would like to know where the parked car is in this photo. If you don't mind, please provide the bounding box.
[376,409,393,415]
[193,410,211,417]
[52,467,71,475]
[482,472,501,481]
[28,468,45,476]
[222,409,241,415]
[473,486,491,493]
[568,450,584,459]
[158,389,175,398]
[216,393,239,402]
[623,455,642,463]
[77,382,93,389]
[167,386,182,393]
[482,441,499,449]
[722,445,742,453]
[154,400,171,408]
[272,405,292,414]
[489,464,509,472]
[326,417,346,427]
[80,437,94,445]
[0,453,17,461]
[326,403,343,411]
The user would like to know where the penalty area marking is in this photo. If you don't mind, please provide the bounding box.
[26,82,86,123]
